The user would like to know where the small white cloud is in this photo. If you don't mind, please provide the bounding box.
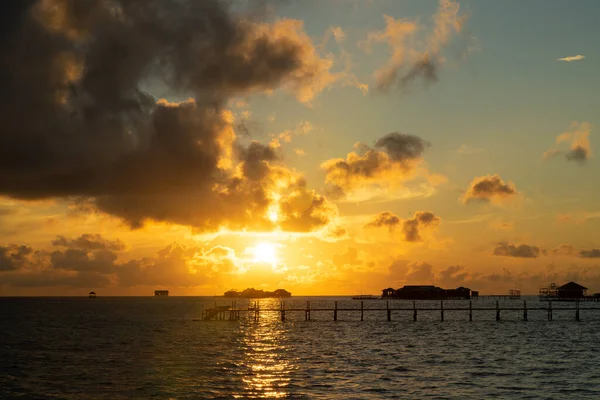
[556,55,585,62]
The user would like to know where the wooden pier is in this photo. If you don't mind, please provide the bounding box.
[200,300,595,322]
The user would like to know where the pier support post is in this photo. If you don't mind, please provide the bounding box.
[548,301,552,321]
[576,301,580,321]
[413,301,417,322]
[334,301,338,321]
[387,301,391,321]
[469,301,472,321]
[523,301,527,321]
[441,301,444,321]
[305,301,308,321]
[361,301,364,321]
[281,301,286,322]
[496,300,500,321]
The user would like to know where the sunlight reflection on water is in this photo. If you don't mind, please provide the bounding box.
[234,299,296,398]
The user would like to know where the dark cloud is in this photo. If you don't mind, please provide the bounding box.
[492,242,543,258]
[373,133,430,163]
[321,132,431,199]
[543,122,591,164]
[365,211,401,231]
[580,249,600,258]
[405,261,434,283]
[462,174,518,204]
[52,233,126,252]
[322,225,348,241]
[550,244,574,256]
[402,211,441,242]
[50,248,117,274]
[0,0,336,232]
[397,55,439,89]
[365,211,441,242]
[438,265,469,287]
[0,235,238,288]
[0,244,35,271]
[565,146,589,163]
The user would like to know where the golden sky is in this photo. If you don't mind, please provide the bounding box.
[1,0,599,296]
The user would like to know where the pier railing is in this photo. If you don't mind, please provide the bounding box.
[200,300,594,322]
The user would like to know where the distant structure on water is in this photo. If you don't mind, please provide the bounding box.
[224,288,291,298]
[88,291,96,298]
[154,290,169,296]
[352,295,379,300]
[539,282,589,301]
[382,285,473,300]
[509,289,521,299]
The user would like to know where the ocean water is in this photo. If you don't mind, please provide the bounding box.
[2,296,600,399]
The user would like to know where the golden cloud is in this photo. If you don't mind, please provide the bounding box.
[321,132,442,201]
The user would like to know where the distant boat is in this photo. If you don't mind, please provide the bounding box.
[88,291,96,298]
[352,295,379,300]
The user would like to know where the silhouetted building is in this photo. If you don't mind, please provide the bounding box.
[224,288,291,298]
[557,282,587,299]
[540,281,588,301]
[382,285,472,300]
[154,290,169,296]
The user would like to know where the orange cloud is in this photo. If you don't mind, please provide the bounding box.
[365,211,441,242]
[362,0,469,90]
[322,132,442,201]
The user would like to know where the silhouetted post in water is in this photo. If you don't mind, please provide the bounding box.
[548,301,552,321]
[281,301,286,321]
[334,301,338,321]
[496,300,500,321]
[523,300,528,321]
[440,301,444,321]
[305,301,308,321]
[361,301,364,321]
[469,301,473,321]
[387,301,391,321]
[254,301,259,322]
[413,301,417,321]
[576,301,580,321]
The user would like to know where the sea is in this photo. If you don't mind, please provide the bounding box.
[2,296,600,399]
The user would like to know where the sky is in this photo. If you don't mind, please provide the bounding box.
[1,0,599,296]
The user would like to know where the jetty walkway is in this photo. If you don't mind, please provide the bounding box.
[201,300,598,322]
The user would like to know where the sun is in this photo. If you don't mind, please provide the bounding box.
[252,242,277,265]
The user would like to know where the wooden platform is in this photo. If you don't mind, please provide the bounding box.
[200,300,596,322]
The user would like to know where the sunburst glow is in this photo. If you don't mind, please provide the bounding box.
[252,242,278,265]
